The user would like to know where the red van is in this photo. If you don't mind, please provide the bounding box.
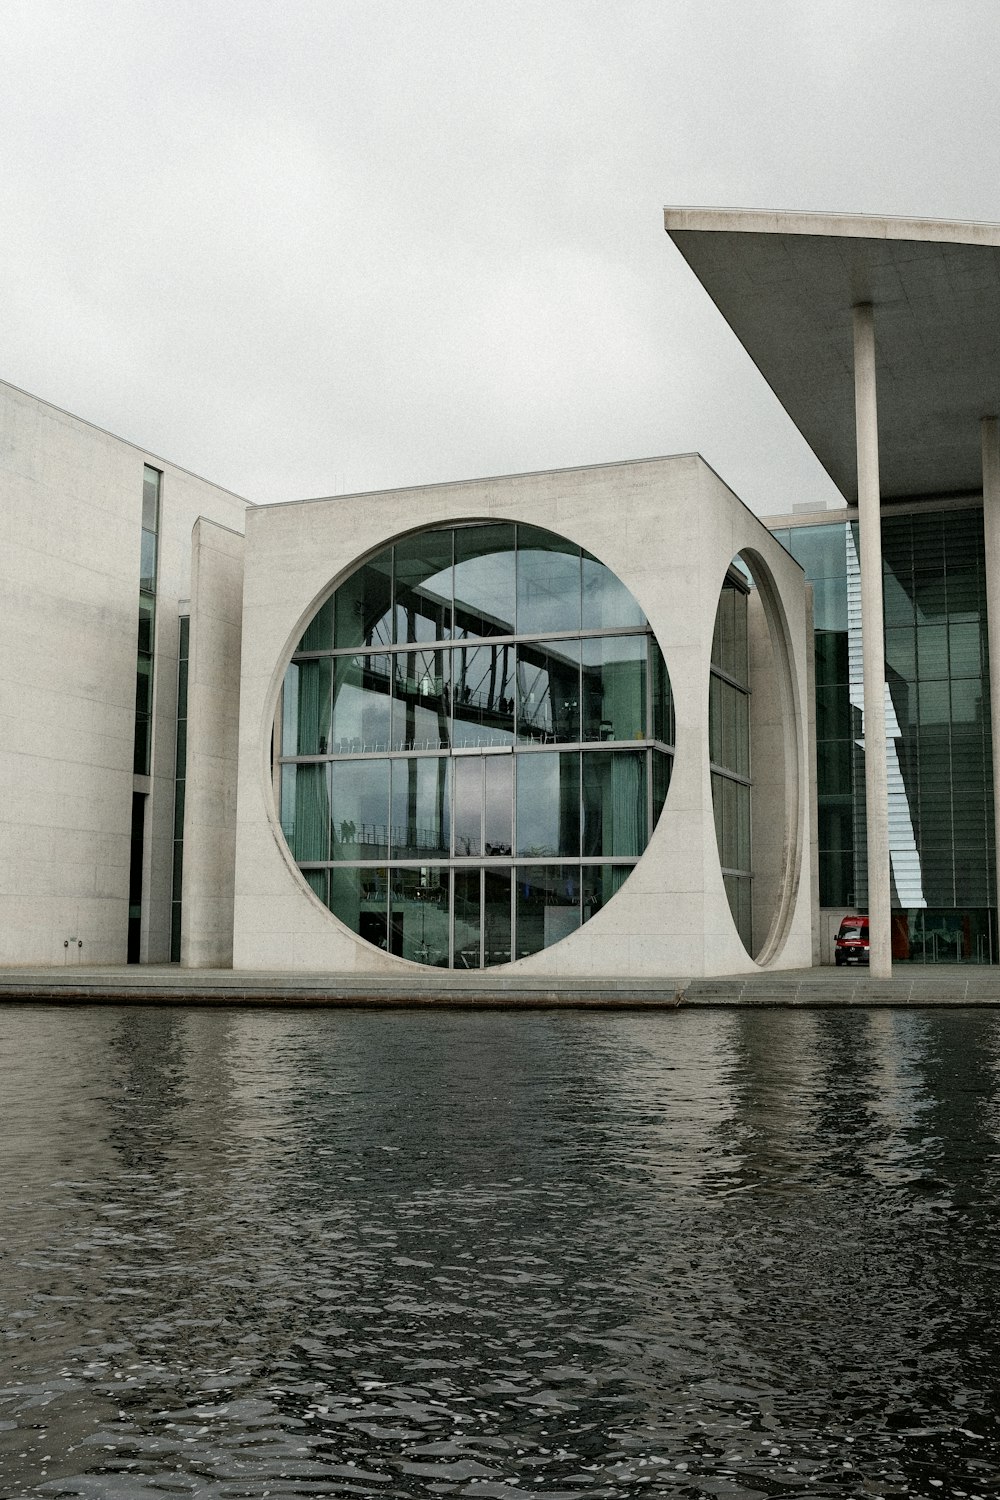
[835,915,870,966]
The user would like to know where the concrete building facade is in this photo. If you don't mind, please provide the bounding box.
[0,380,249,966]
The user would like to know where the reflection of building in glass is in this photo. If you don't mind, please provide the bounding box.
[276,524,674,969]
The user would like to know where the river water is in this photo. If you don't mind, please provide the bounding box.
[2,1005,999,1499]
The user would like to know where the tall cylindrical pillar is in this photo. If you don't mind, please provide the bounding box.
[980,417,1000,946]
[853,303,891,977]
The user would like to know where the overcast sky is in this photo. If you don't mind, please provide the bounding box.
[4,1,999,513]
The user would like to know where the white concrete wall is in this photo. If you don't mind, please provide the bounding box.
[181,520,245,967]
[0,380,248,965]
[231,455,814,978]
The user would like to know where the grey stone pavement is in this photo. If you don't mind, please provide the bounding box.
[1,964,1000,1007]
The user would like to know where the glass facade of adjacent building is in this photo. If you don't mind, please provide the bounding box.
[276,523,674,968]
[771,507,996,963]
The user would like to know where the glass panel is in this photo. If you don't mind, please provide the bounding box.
[651,751,672,823]
[173,716,186,773]
[734,582,748,686]
[919,680,950,726]
[949,621,981,677]
[882,569,915,627]
[814,631,849,687]
[810,575,849,632]
[516,752,580,858]
[173,778,185,840]
[819,847,854,908]
[914,575,948,624]
[453,524,515,638]
[816,739,852,795]
[175,650,188,722]
[394,530,453,643]
[391,649,450,751]
[516,640,580,744]
[452,642,515,747]
[709,674,723,765]
[951,678,986,723]
[722,873,752,953]
[454,869,481,969]
[328,866,388,951]
[816,684,852,741]
[734,690,750,779]
[917,624,949,679]
[582,751,647,858]
[140,529,157,593]
[651,640,673,744]
[786,524,847,580]
[582,864,631,920]
[142,466,160,532]
[483,868,512,967]
[582,550,644,630]
[390,757,451,859]
[138,594,155,655]
[484,755,513,855]
[328,759,390,858]
[515,865,582,958]
[135,655,153,719]
[454,756,482,856]
[334,553,393,649]
[290,657,335,755]
[946,565,980,621]
[389,868,450,966]
[516,526,580,635]
[581,635,646,743]
[282,664,300,756]
[884,627,916,681]
[735,781,751,871]
[329,655,392,753]
[299,596,334,653]
[280,763,330,861]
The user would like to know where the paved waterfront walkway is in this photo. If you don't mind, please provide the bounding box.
[1,964,1000,1007]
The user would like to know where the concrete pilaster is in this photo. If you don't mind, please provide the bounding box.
[853,303,891,977]
[980,417,1000,928]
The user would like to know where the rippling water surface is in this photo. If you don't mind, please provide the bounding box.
[2,1006,1000,1498]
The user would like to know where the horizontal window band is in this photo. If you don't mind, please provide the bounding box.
[279,741,675,765]
[291,624,658,659]
[296,857,642,871]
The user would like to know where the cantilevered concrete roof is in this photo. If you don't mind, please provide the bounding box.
[664,207,1000,503]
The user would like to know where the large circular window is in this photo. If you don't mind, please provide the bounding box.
[276,522,674,968]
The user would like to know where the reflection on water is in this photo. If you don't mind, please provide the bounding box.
[2,1007,1000,1497]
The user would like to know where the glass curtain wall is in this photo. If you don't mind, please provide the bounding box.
[772,509,996,963]
[277,524,674,968]
[709,570,752,952]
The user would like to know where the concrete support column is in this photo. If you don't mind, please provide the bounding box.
[853,303,891,977]
[980,417,1000,934]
